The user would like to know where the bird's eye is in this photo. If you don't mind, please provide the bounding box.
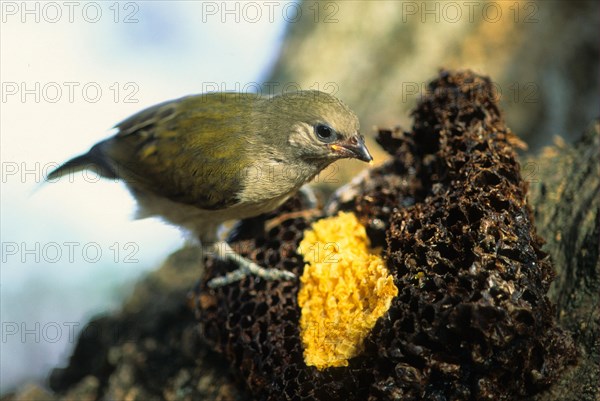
[315,124,337,143]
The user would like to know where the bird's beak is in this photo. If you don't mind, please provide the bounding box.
[330,135,373,163]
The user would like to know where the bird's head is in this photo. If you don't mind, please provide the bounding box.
[265,90,372,167]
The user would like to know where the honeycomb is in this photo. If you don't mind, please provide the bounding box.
[297,211,398,370]
[193,70,576,401]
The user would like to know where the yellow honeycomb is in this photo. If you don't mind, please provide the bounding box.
[297,211,398,369]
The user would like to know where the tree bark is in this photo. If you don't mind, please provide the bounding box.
[527,123,600,401]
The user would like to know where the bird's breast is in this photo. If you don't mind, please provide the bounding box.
[235,161,319,206]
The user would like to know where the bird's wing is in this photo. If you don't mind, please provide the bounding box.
[100,94,252,210]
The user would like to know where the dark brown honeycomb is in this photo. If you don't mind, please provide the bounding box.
[193,70,576,401]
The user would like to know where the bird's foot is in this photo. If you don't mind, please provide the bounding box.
[207,241,296,288]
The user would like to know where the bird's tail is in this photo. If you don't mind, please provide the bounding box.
[47,144,117,181]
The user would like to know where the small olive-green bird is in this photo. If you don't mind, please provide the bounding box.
[48,90,372,287]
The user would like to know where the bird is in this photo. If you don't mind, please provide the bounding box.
[47,90,373,287]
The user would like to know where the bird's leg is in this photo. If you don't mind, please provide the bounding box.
[206,241,296,288]
[206,186,318,288]
[298,185,318,208]
[263,185,321,232]
[264,209,322,233]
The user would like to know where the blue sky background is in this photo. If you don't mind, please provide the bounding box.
[1,1,292,392]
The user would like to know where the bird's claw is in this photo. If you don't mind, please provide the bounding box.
[207,265,297,289]
[207,241,297,288]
